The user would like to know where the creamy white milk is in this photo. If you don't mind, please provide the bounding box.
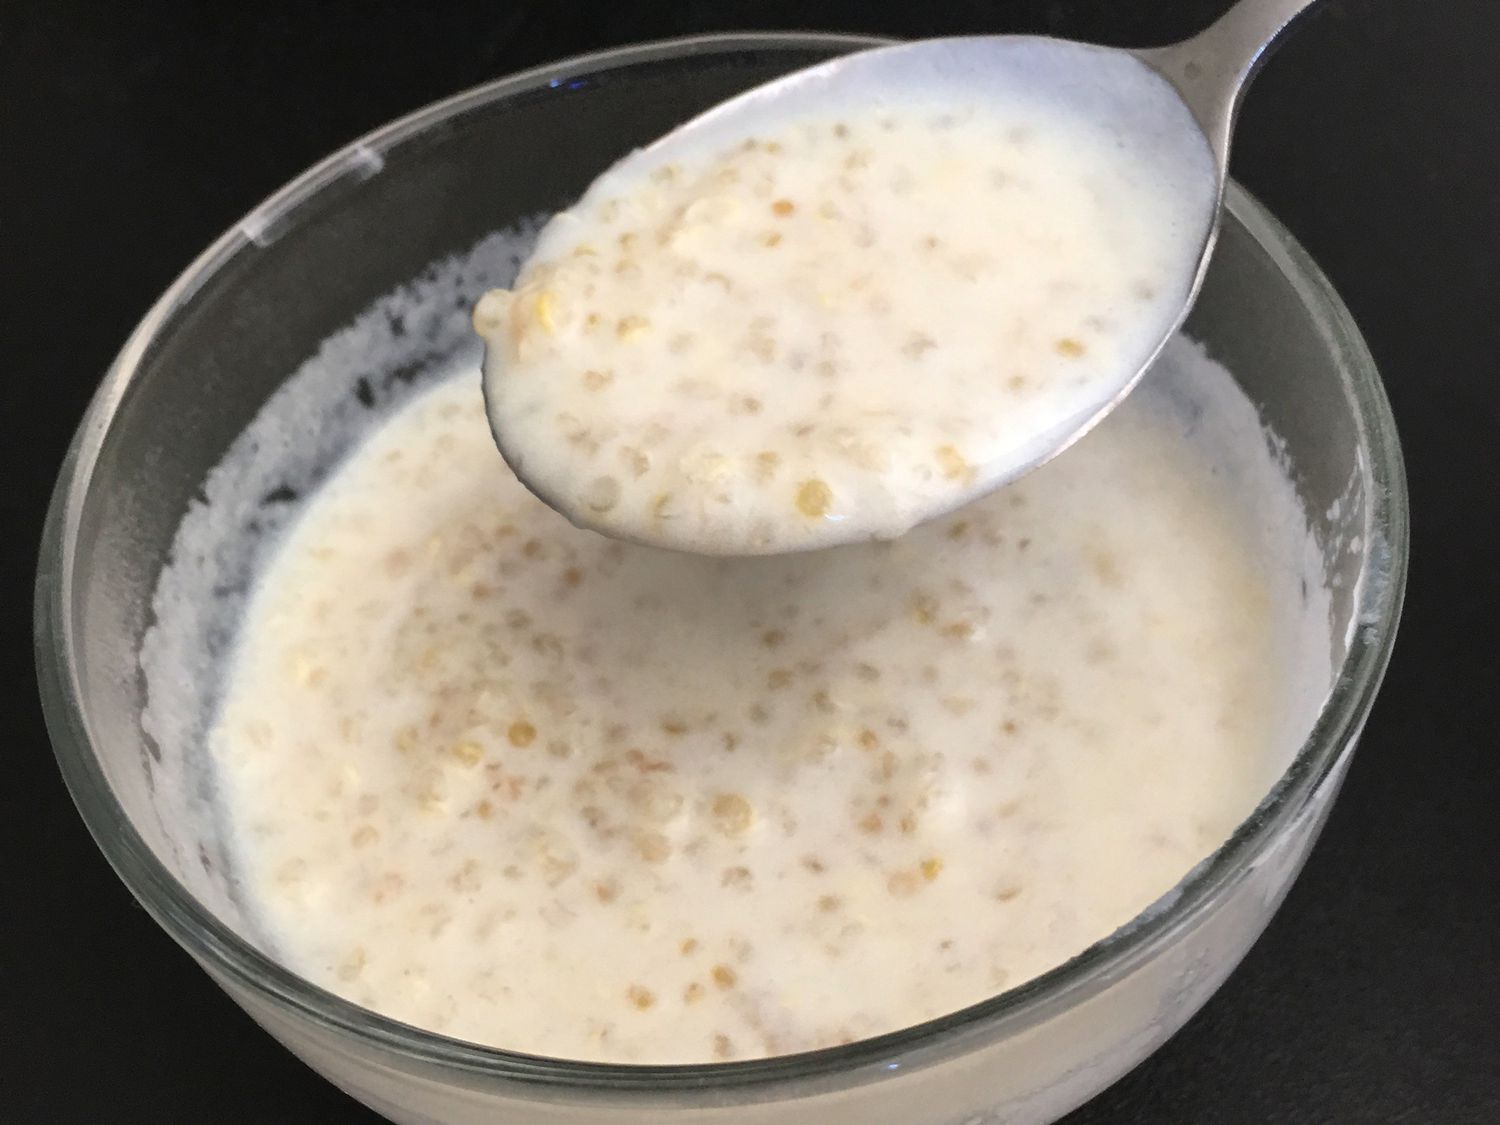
[477,93,1212,554]
[207,339,1309,1064]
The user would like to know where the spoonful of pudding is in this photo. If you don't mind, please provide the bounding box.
[475,0,1319,554]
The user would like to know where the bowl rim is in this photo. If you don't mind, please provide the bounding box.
[35,30,1408,1097]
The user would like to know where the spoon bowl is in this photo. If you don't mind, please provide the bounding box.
[481,0,1322,553]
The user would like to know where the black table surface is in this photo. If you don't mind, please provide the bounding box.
[4,2,1497,1122]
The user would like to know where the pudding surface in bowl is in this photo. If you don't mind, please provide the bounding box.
[199,330,1325,1063]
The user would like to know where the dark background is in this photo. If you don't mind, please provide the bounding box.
[3,1,1496,1122]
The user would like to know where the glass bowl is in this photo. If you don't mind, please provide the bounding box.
[35,32,1407,1125]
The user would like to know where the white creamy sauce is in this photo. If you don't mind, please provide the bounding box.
[204,338,1317,1064]
[477,78,1213,554]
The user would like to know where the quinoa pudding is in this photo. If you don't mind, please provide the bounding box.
[204,336,1321,1064]
[476,93,1212,554]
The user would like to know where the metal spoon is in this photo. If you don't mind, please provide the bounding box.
[483,0,1322,553]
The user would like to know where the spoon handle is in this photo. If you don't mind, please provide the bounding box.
[1138,0,1325,165]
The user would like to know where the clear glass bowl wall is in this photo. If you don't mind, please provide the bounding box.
[36,33,1406,1125]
